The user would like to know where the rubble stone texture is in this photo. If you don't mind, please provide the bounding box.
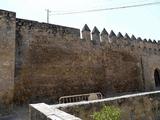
[0,9,160,115]
[0,10,15,116]
[59,91,160,120]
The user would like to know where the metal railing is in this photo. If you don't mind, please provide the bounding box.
[59,92,103,104]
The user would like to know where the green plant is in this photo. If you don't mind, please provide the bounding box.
[93,105,121,120]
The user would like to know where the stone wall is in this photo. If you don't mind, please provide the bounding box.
[0,9,16,115]
[57,91,160,120]
[29,91,160,120]
[14,18,81,104]
[142,55,160,90]
[14,19,142,104]
[29,103,81,120]
[0,8,160,114]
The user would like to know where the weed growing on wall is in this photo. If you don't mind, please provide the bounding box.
[93,105,121,120]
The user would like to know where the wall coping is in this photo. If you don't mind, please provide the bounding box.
[30,90,160,120]
[51,90,160,109]
[29,103,81,120]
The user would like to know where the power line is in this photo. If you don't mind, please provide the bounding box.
[51,1,160,15]
[114,0,154,5]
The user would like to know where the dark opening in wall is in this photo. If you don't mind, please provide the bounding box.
[154,68,160,88]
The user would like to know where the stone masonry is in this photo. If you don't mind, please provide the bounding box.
[0,9,15,116]
[0,9,160,115]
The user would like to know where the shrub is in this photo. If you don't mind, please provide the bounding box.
[93,105,121,120]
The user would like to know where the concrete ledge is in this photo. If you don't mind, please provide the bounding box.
[29,91,160,120]
[51,90,160,108]
[29,103,81,120]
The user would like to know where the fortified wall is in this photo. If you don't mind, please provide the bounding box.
[0,9,15,115]
[0,9,160,115]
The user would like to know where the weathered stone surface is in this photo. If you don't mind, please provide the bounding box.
[58,91,160,120]
[82,24,91,41]
[14,23,141,103]
[92,26,100,45]
[0,9,15,116]
[0,8,160,116]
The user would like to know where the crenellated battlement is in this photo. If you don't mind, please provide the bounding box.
[1,9,160,117]
[14,17,160,56]
[0,8,159,60]
[81,24,160,55]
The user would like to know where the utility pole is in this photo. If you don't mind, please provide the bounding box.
[45,9,51,23]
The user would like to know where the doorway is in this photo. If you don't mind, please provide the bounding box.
[154,69,160,87]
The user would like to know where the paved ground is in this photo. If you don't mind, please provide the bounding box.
[0,105,28,120]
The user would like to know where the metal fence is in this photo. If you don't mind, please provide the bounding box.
[59,92,103,104]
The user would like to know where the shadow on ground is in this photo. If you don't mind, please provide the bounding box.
[0,105,29,120]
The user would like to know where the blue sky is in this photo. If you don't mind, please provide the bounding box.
[0,0,160,40]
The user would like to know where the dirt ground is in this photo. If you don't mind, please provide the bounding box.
[0,105,29,120]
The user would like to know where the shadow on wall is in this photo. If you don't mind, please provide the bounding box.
[154,68,160,88]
